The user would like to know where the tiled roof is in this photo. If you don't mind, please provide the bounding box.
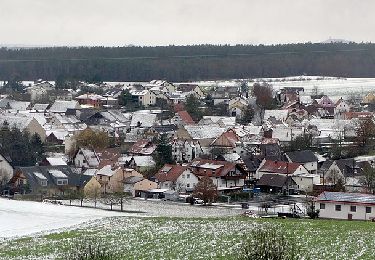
[285,150,318,163]
[128,139,156,155]
[155,164,188,182]
[189,159,237,177]
[258,160,301,175]
[177,110,195,125]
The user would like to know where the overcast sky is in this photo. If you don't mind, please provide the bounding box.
[1,0,374,46]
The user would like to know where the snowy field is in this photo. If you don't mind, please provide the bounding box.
[0,198,247,239]
[0,198,127,238]
[193,76,375,99]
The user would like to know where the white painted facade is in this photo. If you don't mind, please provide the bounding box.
[317,202,375,220]
[334,99,351,119]
[158,169,199,192]
[211,176,245,188]
[172,140,203,163]
[292,174,320,192]
[176,169,199,192]
[0,154,14,186]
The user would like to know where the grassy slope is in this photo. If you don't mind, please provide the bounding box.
[1,217,375,259]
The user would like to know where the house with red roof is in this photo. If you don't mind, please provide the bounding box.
[128,139,157,156]
[172,110,195,126]
[256,160,319,192]
[154,164,198,192]
[210,129,240,151]
[189,159,247,190]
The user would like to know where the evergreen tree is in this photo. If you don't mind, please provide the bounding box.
[185,95,203,121]
[153,134,174,168]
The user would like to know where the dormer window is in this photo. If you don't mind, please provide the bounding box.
[57,179,68,185]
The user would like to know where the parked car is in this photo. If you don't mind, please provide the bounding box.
[194,198,204,204]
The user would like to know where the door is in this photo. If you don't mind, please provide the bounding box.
[348,214,353,220]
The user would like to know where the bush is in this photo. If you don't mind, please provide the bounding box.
[239,227,300,260]
[66,239,121,260]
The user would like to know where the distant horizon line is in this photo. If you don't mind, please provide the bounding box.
[0,39,364,49]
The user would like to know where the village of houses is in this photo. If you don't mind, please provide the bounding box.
[2,78,375,221]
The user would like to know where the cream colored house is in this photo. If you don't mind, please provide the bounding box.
[123,176,157,197]
[130,90,157,107]
[83,176,102,198]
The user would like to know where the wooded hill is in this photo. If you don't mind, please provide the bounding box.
[0,43,375,82]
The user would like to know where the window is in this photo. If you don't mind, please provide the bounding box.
[182,174,185,179]
[186,174,190,179]
[320,203,325,210]
[366,207,372,213]
[187,183,190,188]
[350,205,356,212]
[335,205,341,211]
[57,179,68,186]
[40,180,47,186]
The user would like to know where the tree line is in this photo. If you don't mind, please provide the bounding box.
[1,43,375,82]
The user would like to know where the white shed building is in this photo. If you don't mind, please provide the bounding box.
[316,192,375,221]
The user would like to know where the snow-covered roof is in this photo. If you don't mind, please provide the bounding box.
[202,116,236,127]
[184,125,225,140]
[49,169,67,178]
[33,172,47,180]
[264,110,289,122]
[46,157,67,166]
[96,165,114,177]
[120,156,156,167]
[49,100,80,113]
[32,103,49,111]
[0,98,30,111]
[83,168,98,176]
[271,126,304,142]
[46,130,69,141]
[130,112,157,128]
[0,115,34,131]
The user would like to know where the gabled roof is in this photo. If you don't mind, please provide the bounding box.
[256,174,289,188]
[45,157,67,166]
[155,164,188,182]
[258,160,301,175]
[76,148,100,168]
[211,129,239,148]
[97,147,122,169]
[123,175,144,184]
[0,115,35,131]
[285,150,318,163]
[14,165,91,190]
[189,159,237,177]
[184,125,225,140]
[130,111,157,128]
[50,100,80,113]
[176,110,195,125]
[32,103,49,111]
[128,139,156,155]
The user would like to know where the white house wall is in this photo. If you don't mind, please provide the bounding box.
[317,202,375,220]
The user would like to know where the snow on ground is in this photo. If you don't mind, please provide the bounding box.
[0,196,304,239]
[0,198,128,238]
[192,76,375,98]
